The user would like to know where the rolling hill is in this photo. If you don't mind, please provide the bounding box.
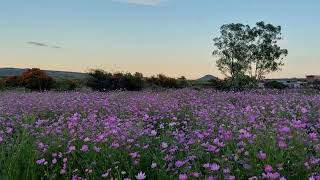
[0,68,88,79]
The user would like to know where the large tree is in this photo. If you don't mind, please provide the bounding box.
[213,21,288,80]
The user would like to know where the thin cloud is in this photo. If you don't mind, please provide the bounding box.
[27,41,49,47]
[27,42,62,49]
[112,0,164,6]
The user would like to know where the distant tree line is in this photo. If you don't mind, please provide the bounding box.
[0,68,190,91]
[86,69,189,91]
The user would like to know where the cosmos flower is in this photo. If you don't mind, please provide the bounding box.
[178,174,188,180]
[36,158,46,165]
[135,171,146,180]
[80,145,89,152]
[264,165,273,172]
[257,151,267,160]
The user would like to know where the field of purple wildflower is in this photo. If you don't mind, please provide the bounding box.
[0,89,319,180]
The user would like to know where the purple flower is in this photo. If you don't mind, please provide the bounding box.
[36,158,46,165]
[264,165,273,172]
[80,145,89,152]
[257,151,267,160]
[179,174,188,180]
[203,163,220,171]
[175,160,185,168]
[309,133,318,141]
[135,171,146,180]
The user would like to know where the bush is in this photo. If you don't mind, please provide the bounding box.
[4,76,21,88]
[264,81,288,90]
[209,73,257,91]
[87,69,113,91]
[146,74,180,88]
[208,79,226,90]
[87,70,144,91]
[228,73,258,90]
[0,78,5,90]
[177,76,189,88]
[53,78,79,91]
[312,80,320,90]
[20,68,55,91]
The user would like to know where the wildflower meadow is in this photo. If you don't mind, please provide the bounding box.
[0,89,319,179]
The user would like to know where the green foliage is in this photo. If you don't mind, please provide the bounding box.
[208,73,257,90]
[53,78,82,91]
[87,69,144,91]
[146,74,180,88]
[264,81,288,90]
[213,21,288,80]
[0,129,39,180]
[177,76,189,88]
[312,80,320,90]
[0,78,5,90]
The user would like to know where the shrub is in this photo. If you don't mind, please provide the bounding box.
[87,69,113,91]
[146,74,179,88]
[119,72,144,91]
[312,80,320,90]
[208,79,226,90]
[20,68,55,91]
[0,78,5,90]
[264,80,288,90]
[87,70,144,91]
[53,78,79,91]
[4,76,21,88]
[177,76,189,88]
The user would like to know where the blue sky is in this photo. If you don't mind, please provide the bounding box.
[1,0,319,78]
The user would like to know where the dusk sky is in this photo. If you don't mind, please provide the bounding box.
[1,0,319,79]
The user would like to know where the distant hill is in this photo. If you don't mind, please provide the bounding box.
[0,68,88,79]
[198,75,218,82]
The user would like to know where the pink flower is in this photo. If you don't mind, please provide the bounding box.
[207,176,217,180]
[301,107,308,114]
[203,163,220,171]
[226,175,235,180]
[309,133,318,141]
[190,172,200,178]
[6,127,13,134]
[257,151,267,160]
[264,165,273,172]
[175,160,185,168]
[135,171,146,180]
[68,145,76,152]
[179,174,188,180]
[263,172,280,180]
[278,141,288,149]
[81,145,89,152]
[279,127,290,134]
[52,158,57,164]
[161,142,168,149]
[36,158,46,165]
[150,130,157,136]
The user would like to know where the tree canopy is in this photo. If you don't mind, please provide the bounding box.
[213,21,288,80]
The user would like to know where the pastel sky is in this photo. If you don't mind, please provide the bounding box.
[1,0,319,79]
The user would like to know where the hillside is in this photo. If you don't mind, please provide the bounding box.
[197,74,218,82]
[0,68,87,79]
